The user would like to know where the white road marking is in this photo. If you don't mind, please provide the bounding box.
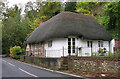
[18,61,85,78]
[12,59,86,78]
[3,60,7,62]
[18,68,38,77]
[8,63,15,67]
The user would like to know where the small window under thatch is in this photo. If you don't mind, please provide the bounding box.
[48,40,52,47]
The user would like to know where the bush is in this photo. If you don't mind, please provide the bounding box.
[92,52,99,57]
[10,46,22,59]
[108,51,118,57]
[92,51,118,57]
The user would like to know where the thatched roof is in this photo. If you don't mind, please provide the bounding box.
[25,12,112,44]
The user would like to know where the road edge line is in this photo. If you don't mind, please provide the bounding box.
[18,68,38,77]
[16,60,87,79]
[8,62,15,67]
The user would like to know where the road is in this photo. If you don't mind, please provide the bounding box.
[2,58,82,78]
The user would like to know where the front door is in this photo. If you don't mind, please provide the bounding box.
[68,38,75,56]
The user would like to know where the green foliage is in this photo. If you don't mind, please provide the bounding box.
[76,2,120,38]
[25,2,62,30]
[64,2,76,12]
[1,1,120,56]
[2,2,63,55]
[107,51,118,57]
[96,2,120,38]
[92,52,99,57]
[11,46,22,59]
[92,51,118,57]
[2,5,31,55]
[75,2,103,16]
[38,2,62,20]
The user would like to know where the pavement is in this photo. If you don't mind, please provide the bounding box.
[2,58,86,79]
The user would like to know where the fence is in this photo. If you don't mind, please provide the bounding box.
[45,46,111,57]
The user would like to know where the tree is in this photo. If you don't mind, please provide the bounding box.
[76,2,120,38]
[97,2,120,38]
[2,5,31,55]
[64,2,76,12]
[38,2,62,20]
[24,2,62,30]
[76,2,105,16]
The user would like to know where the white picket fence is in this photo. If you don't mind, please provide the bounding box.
[35,46,110,57]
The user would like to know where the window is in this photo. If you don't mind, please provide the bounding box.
[87,41,92,47]
[35,44,37,49]
[68,38,76,54]
[48,40,52,47]
[87,41,89,47]
[68,38,71,54]
[39,43,41,48]
[98,41,103,47]
[72,38,75,53]
[29,44,31,49]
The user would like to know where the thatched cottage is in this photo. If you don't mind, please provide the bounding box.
[24,12,114,57]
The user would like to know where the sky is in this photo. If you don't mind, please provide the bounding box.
[3,0,66,15]
[6,0,36,7]
[4,0,36,15]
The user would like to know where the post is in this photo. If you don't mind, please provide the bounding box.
[91,41,92,56]
[109,41,110,52]
[63,46,64,57]
[44,49,46,57]
[76,47,78,56]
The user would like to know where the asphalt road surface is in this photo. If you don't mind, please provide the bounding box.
[2,58,78,78]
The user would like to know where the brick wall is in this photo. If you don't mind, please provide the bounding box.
[115,39,120,48]
[115,39,120,55]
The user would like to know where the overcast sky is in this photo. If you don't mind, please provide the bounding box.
[7,0,36,7]
[4,0,36,15]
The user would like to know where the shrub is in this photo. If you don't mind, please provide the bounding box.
[105,51,118,57]
[10,46,22,59]
[92,52,99,57]
[10,47,14,57]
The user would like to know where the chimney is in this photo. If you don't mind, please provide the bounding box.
[40,18,45,25]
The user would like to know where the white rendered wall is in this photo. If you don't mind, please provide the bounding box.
[77,39,91,56]
[41,37,112,57]
[26,44,29,51]
[77,39,110,56]
[110,39,115,53]
[44,38,68,57]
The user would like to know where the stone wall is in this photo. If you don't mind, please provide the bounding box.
[66,57,120,77]
[20,56,120,77]
[20,56,61,70]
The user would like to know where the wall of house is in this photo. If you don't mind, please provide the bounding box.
[110,39,115,53]
[26,38,114,57]
[44,38,68,57]
[77,39,110,56]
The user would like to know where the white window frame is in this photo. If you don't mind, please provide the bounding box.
[39,43,41,48]
[35,44,37,49]
[98,41,103,47]
[87,41,92,47]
